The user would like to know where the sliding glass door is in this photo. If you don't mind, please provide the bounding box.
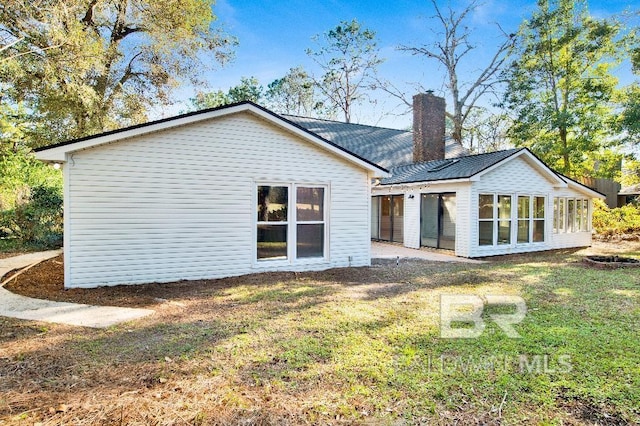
[372,195,404,243]
[420,193,456,250]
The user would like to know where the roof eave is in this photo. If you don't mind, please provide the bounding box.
[563,178,606,199]
[375,177,472,187]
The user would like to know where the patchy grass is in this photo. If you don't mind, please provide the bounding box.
[1,244,639,425]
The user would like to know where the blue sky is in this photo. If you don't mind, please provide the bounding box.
[168,0,639,129]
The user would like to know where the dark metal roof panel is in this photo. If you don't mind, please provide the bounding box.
[379,148,523,185]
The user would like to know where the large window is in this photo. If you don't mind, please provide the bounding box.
[257,184,326,262]
[567,199,575,233]
[533,196,545,242]
[478,194,494,246]
[479,194,545,247]
[517,196,530,243]
[517,196,545,244]
[553,198,566,233]
[296,187,325,258]
[553,197,590,233]
[498,195,512,245]
[478,194,511,246]
[257,186,288,260]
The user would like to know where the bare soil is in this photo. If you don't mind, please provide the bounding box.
[2,254,455,308]
[2,241,637,308]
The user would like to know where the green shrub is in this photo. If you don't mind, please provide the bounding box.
[592,199,640,236]
[0,185,63,248]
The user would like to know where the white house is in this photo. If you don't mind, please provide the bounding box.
[35,103,387,288]
[288,93,603,258]
[36,95,603,288]
[371,148,603,257]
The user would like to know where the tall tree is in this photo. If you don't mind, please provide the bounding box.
[399,0,514,149]
[0,0,235,147]
[619,46,640,140]
[462,108,513,154]
[265,66,326,117]
[502,0,624,177]
[306,19,384,123]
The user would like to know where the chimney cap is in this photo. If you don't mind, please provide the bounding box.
[425,89,434,95]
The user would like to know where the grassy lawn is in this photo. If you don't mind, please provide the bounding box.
[1,244,639,424]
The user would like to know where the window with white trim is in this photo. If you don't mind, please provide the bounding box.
[478,194,511,246]
[256,184,327,262]
[517,196,531,243]
[296,187,325,258]
[257,186,289,260]
[553,197,590,233]
[533,196,545,242]
[553,198,566,233]
[567,199,575,232]
[517,196,545,243]
[479,194,545,246]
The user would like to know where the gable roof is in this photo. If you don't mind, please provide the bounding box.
[377,147,604,198]
[380,148,525,184]
[34,102,388,176]
[619,183,640,195]
[285,115,468,169]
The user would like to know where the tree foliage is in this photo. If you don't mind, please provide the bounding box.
[307,19,383,123]
[461,108,513,154]
[618,45,640,141]
[0,0,236,147]
[502,0,625,177]
[0,184,63,248]
[265,66,326,116]
[400,0,514,148]
[188,76,263,111]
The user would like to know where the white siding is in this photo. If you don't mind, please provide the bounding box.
[64,112,372,288]
[404,191,420,249]
[372,182,471,255]
[468,156,593,257]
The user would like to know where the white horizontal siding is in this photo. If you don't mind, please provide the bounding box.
[404,192,420,249]
[468,156,594,257]
[65,112,371,288]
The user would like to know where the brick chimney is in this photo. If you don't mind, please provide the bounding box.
[413,91,446,163]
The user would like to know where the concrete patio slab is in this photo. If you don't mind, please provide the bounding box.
[0,250,153,328]
[372,241,484,264]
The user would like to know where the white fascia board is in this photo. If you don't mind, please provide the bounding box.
[565,179,606,199]
[471,149,567,187]
[35,103,388,177]
[35,104,252,163]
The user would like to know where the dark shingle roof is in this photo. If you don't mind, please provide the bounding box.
[380,148,523,185]
[285,115,467,169]
[619,183,640,195]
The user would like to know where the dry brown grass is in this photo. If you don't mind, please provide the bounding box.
[1,242,639,425]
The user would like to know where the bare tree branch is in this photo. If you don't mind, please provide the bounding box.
[398,0,514,147]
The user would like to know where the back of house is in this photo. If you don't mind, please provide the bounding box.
[36,103,386,288]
